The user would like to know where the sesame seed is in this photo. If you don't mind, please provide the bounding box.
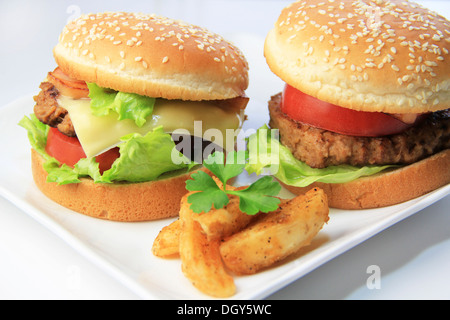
[57,12,246,84]
[425,60,438,66]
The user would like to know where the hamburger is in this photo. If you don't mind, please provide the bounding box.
[19,12,249,221]
[247,0,449,209]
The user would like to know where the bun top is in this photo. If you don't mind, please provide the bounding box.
[265,0,450,113]
[54,12,249,101]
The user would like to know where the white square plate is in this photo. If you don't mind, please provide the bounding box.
[0,92,448,299]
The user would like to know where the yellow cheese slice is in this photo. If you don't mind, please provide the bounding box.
[58,96,243,158]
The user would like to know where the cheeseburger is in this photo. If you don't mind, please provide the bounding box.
[19,12,249,221]
[248,0,449,209]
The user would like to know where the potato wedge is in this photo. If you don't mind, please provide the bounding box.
[193,195,257,241]
[219,188,329,275]
[152,194,256,257]
[152,219,181,258]
[179,194,236,298]
[192,177,261,240]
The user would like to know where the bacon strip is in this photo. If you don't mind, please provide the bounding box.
[47,67,89,99]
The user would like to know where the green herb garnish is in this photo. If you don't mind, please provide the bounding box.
[186,151,281,215]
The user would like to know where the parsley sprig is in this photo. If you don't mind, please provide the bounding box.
[186,151,281,215]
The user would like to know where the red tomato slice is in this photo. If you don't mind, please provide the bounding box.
[46,127,86,167]
[45,127,119,173]
[281,84,420,137]
[96,147,120,173]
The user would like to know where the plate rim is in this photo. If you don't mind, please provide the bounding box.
[0,94,449,300]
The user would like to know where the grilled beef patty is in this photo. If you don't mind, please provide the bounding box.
[33,82,76,137]
[269,93,450,169]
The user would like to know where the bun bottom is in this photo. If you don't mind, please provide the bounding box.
[31,149,208,221]
[279,149,450,210]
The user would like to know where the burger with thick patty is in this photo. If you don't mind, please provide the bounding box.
[247,0,449,209]
[19,12,249,221]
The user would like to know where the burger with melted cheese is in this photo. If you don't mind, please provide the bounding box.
[247,0,449,209]
[20,12,249,221]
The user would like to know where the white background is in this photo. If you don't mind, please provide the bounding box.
[0,0,449,300]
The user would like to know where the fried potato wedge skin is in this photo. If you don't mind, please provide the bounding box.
[192,178,259,240]
[193,195,257,241]
[219,188,329,275]
[179,195,236,298]
[152,194,257,257]
[152,219,181,258]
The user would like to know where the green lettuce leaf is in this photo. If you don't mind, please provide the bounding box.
[18,114,50,160]
[18,114,82,185]
[19,115,195,185]
[101,126,194,183]
[246,125,398,187]
[88,83,155,127]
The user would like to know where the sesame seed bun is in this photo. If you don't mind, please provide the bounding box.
[264,0,450,113]
[31,149,212,221]
[279,148,450,210]
[54,12,249,101]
